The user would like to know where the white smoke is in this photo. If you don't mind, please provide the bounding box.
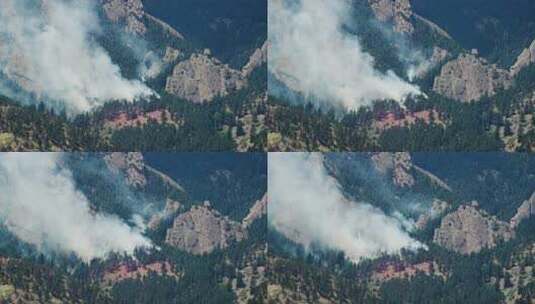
[0,153,152,262]
[0,0,155,114]
[268,0,420,110]
[268,153,424,262]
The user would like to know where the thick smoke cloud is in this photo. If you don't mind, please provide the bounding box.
[268,153,424,262]
[0,153,151,262]
[0,0,154,114]
[268,0,420,110]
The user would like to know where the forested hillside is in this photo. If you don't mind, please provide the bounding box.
[0,0,267,152]
[268,153,535,304]
[268,0,535,152]
[0,153,267,303]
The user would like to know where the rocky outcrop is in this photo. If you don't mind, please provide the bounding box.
[101,0,147,35]
[372,152,415,187]
[100,0,185,40]
[165,202,246,254]
[433,53,512,102]
[510,192,535,228]
[165,52,246,103]
[242,194,268,228]
[368,0,414,34]
[392,153,415,187]
[433,203,514,254]
[104,152,147,188]
[242,41,268,77]
[416,199,449,229]
[510,39,535,76]
[368,0,453,40]
[165,40,267,103]
[163,47,183,64]
[372,152,450,190]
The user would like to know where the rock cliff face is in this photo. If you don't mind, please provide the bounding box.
[101,0,147,35]
[433,203,513,254]
[242,41,268,77]
[433,53,512,102]
[165,52,246,103]
[242,194,268,228]
[510,192,535,228]
[165,202,246,255]
[368,0,414,34]
[372,152,415,187]
[104,152,147,188]
[391,153,415,187]
[510,39,535,76]
[162,47,183,64]
[165,41,266,103]
[101,0,185,40]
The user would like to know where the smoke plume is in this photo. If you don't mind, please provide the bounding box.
[0,153,151,262]
[268,0,420,110]
[0,0,155,114]
[268,153,424,262]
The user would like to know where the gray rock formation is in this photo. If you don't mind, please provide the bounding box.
[433,204,513,254]
[510,192,535,228]
[433,54,512,102]
[242,41,268,77]
[100,0,186,42]
[165,203,246,254]
[165,52,246,103]
[368,0,413,34]
[510,39,535,76]
[392,153,415,187]
[242,194,268,228]
[163,47,183,64]
[104,152,147,188]
[372,152,415,187]
[101,0,147,35]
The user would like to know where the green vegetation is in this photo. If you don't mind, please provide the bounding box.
[269,154,535,303]
[0,153,267,303]
[269,64,535,152]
